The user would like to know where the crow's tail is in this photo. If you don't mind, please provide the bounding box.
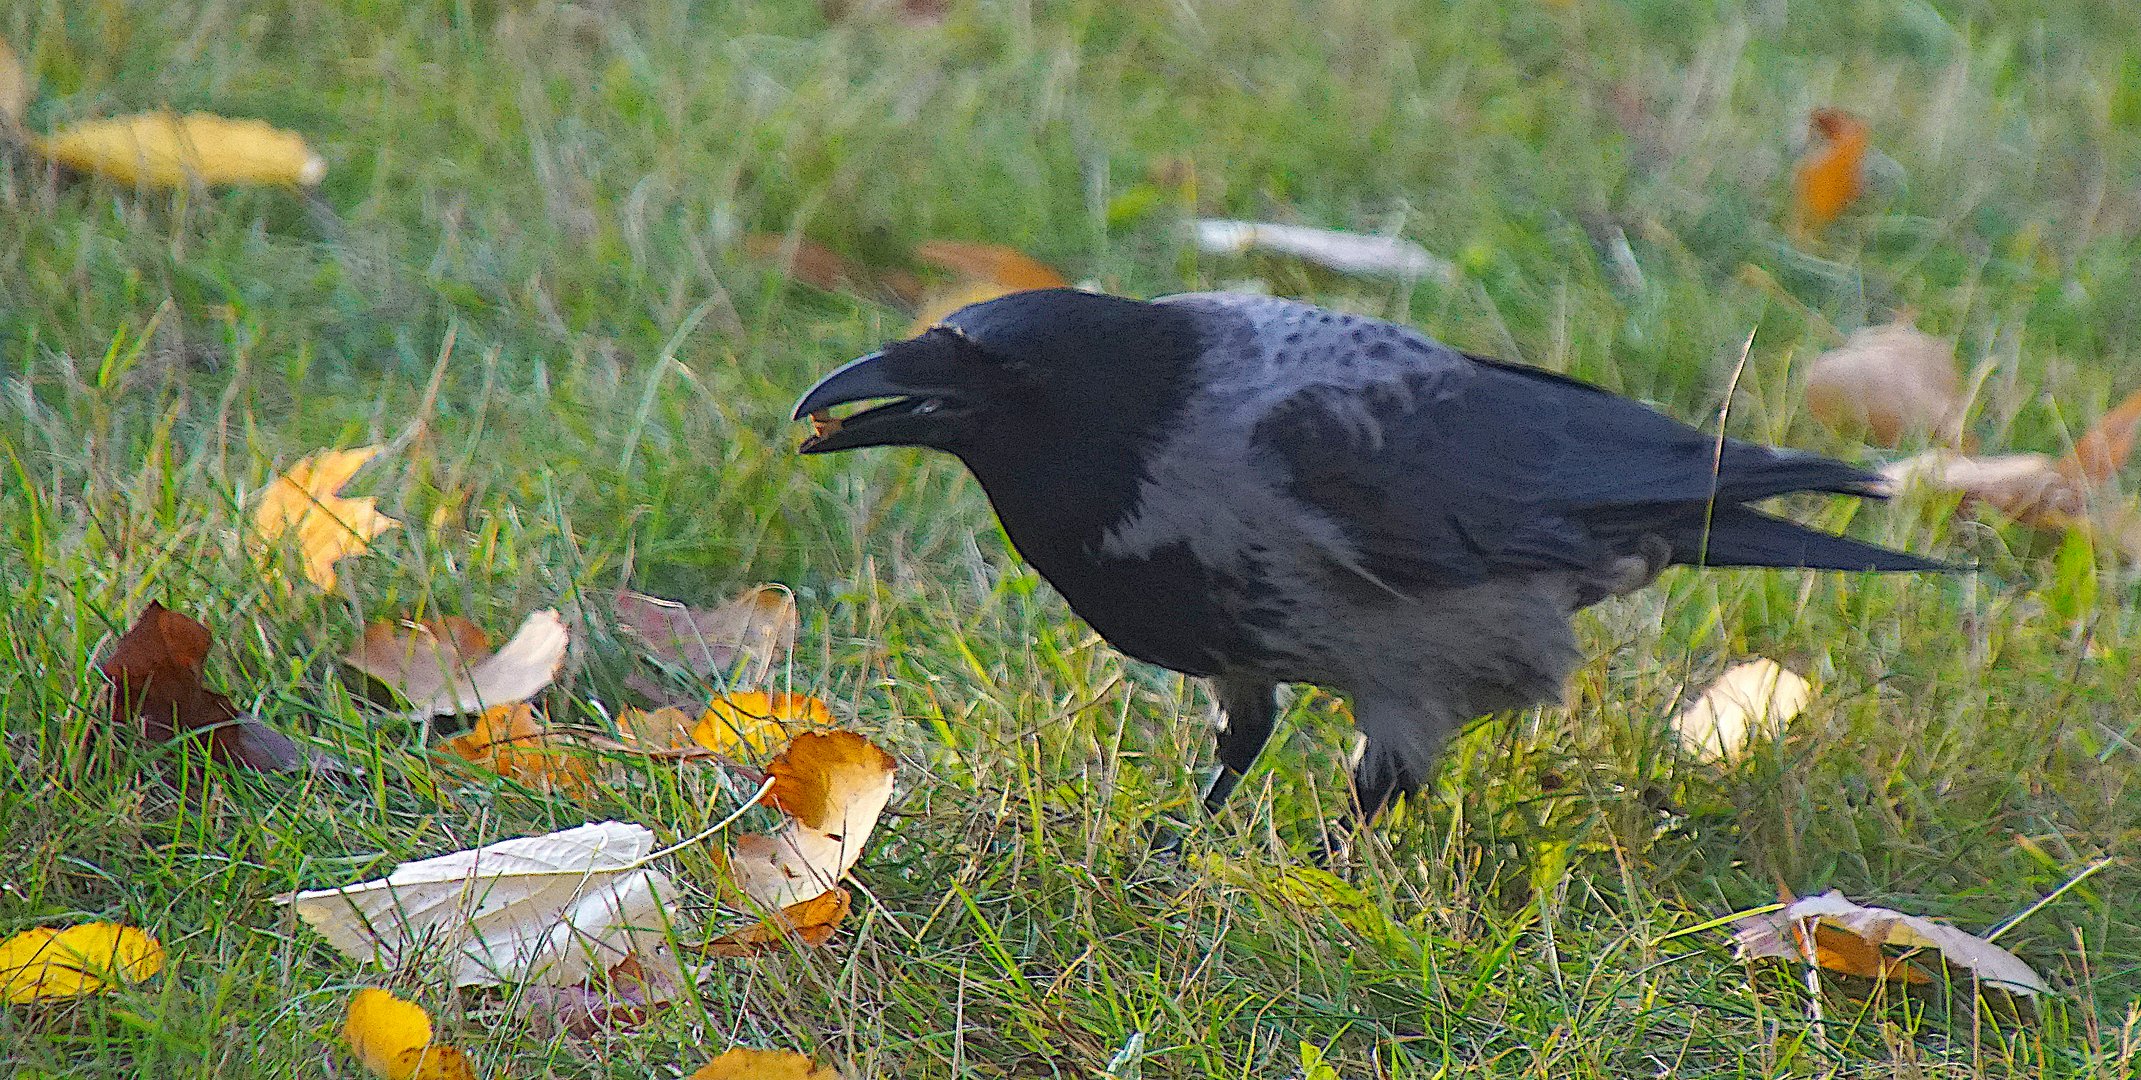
[1674,505,1959,572]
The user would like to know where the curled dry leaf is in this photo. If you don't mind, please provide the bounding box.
[615,585,796,698]
[1671,658,1813,763]
[279,821,688,988]
[1882,451,2084,529]
[1804,322,1964,447]
[691,1048,843,1080]
[724,731,897,911]
[346,609,568,718]
[1731,890,2048,995]
[343,988,476,1080]
[0,923,164,1003]
[444,703,594,796]
[706,887,852,957]
[1190,219,1457,281]
[251,445,400,591]
[34,110,325,188]
[99,602,326,773]
[1792,107,1868,234]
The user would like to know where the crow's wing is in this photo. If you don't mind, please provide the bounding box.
[1230,307,1881,591]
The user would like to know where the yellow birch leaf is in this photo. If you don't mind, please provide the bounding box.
[692,692,834,757]
[0,922,164,1003]
[343,988,478,1080]
[690,1048,842,1080]
[35,110,326,188]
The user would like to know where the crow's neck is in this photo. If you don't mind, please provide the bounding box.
[957,429,1156,570]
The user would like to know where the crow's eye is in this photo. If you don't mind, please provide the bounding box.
[915,397,945,415]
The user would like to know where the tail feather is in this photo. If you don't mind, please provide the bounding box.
[1715,445,1888,504]
[1676,505,1957,572]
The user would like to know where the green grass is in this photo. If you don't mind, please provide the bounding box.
[3,0,2139,1075]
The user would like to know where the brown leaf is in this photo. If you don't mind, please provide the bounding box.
[1882,450,2086,529]
[1792,108,1869,234]
[346,609,568,717]
[99,603,315,772]
[615,585,796,699]
[705,888,852,956]
[1803,322,1964,447]
[519,953,673,1039]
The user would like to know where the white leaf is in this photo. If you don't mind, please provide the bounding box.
[1189,219,1456,281]
[276,821,687,987]
[1672,658,1812,762]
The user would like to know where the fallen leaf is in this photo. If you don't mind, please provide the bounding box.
[1671,659,1813,762]
[1882,450,2085,529]
[690,1048,842,1080]
[251,446,400,591]
[743,234,923,306]
[1731,890,2047,995]
[343,988,477,1080]
[1190,219,1457,281]
[1792,108,1868,234]
[1803,322,1964,447]
[279,820,688,988]
[0,923,164,1003]
[706,888,852,956]
[34,110,325,188]
[724,731,897,911]
[2064,386,2141,485]
[0,35,30,130]
[615,585,796,698]
[693,692,835,757]
[346,609,568,718]
[912,240,1070,291]
[100,602,319,772]
[905,242,1071,335]
[444,703,595,796]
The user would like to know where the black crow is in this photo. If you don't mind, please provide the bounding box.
[794,289,1949,824]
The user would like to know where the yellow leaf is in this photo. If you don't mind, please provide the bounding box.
[252,446,399,591]
[0,35,30,130]
[343,988,478,1080]
[35,110,326,188]
[1791,108,1868,234]
[692,692,834,757]
[0,922,164,1003]
[444,703,594,797]
[690,1048,842,1080]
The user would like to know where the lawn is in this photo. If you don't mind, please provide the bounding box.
[2,0,2138,1076]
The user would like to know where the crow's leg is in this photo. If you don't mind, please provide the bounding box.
[1203,674,1278,816]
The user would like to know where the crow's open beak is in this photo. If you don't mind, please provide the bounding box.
[793,351,951,454]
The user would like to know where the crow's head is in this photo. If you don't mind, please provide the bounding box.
[793,289,1201,458]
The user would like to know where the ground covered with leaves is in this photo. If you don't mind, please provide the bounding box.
[3,1,2139,1077]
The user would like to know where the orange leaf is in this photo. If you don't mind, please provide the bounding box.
[765,731,897,833]
[99,603,313,771]
[1791,108,1868,234]
[912,240,1069,290]
[706,888,852,956]
[690,1048,841,1080]
[2063,386,2141,485]
[906,278,1025,337]
[444,703,594,796]
[1796,922,1933,985]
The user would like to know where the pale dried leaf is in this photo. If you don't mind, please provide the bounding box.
[1882,450,2085,529]
[1672,659,1812,762]
[347,609,568,718]
[279,821,687,988]
[1804,322,1963,447]
[705,888,852,956]
[1190,219,1456,281]
[1731,890,2047,995]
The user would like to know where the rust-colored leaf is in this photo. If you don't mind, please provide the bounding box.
[99,602,312,772]
[705,888,852,956]
[2063,386,2141,485]
[1791,108,1869,234]
[912,240,1068,290]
